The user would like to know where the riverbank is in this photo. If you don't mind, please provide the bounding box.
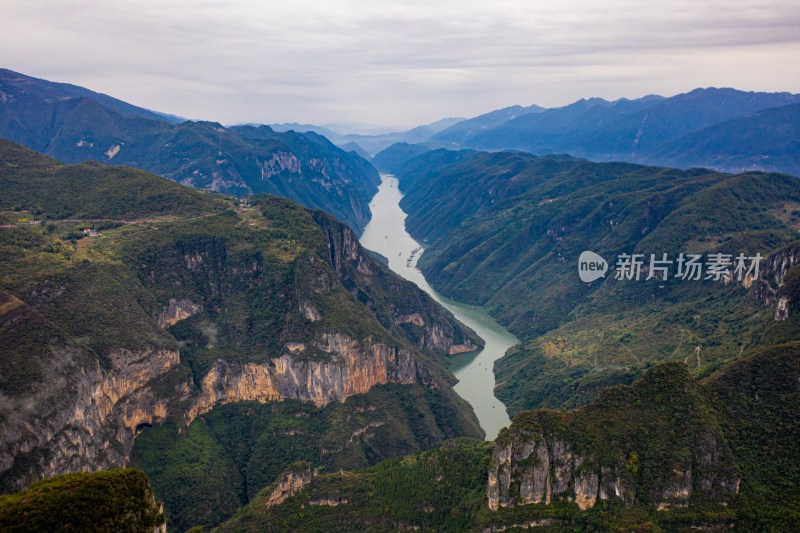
[359,174,517,440]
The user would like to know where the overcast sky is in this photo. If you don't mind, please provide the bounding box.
[3,0,799,129]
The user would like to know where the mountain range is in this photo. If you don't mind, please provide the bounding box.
[389,148,800,416]
[1,69,799,531]
[372,88,800,177]
[0,139,483,530]
[0,69,379,234]
[270,116,466,157]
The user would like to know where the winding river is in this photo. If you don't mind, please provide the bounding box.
[360,174,518,440]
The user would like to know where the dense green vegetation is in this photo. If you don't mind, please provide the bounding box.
[0,138,223,220]
[703,343,800,530]
[0,469,165,532]
[392,148,800,414]
[0,141,482,529]
[216,438,494,533]
[216,346,800,531]
[0,70,379,233]
[132,383,478,531]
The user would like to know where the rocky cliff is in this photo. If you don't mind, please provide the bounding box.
[186,334,416,421]
[312,210,484,358]
[747,241,800,319]
[0,145,482,496]
[210,348,798,531]
[488,363,740,516]
[263,463,315,509]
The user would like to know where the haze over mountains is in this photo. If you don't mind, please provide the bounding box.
[0,69,379,234]
[370,88,800,177]
[1,67,799,531]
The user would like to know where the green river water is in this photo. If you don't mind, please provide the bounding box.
[359,174,518,440]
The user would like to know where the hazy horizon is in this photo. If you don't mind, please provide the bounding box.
[3,0,799,129]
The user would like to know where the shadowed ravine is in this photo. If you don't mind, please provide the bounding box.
[360,174,518,439]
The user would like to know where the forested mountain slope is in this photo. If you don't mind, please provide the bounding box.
[0,140,483,530]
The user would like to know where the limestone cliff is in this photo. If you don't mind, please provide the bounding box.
[157,298,202,328]
[263,463,315,509]
[747,242,800,319]
[186,333,416,421]
[0,329,420,493]
[487,363,740,514]
[0,345,178,492]
[312,210,484,357]
[0,161,482,497]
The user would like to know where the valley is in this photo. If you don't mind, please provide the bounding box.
[360,174,518,440]
[0,67,798,532]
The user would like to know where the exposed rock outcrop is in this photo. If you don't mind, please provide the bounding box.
[312,211,484,357]
[0,347,179,492]
[487,436,633,512]
[487,364,740,514]
[748,243,800,319]
[264,464,314,509]
[0,329,418,493]
[157,298,202,328]
[186,334,415,421]
[396,313,480,355]
[261,152,301,178]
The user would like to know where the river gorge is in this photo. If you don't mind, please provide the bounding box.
[360,174,518,440]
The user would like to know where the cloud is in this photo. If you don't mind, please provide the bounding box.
[2,0,799,127]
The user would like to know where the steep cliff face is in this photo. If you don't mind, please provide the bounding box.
[0,149,481,496]
[0,344,179,492]
[263,463,315,509]
[487,364,740,515]
[312,210,484,357]
[748,242,800,319]
[157,298,202,328]
[186,334,416,421]
[487,430,737,513]
[0,263,455,495]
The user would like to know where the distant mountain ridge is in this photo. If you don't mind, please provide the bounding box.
[435,88,799,176]
[641,102,800,176]
[427,103,547,147]
[0,68,379,234]
[271,117,467,156]
[0,68,184,123]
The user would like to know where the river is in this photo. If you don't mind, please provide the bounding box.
[359,174,518,440]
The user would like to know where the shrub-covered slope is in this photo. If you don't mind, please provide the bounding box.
[393,149,800,413]
[0,468,165,532]
[0,140,482,530]
[216,345,800,531]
